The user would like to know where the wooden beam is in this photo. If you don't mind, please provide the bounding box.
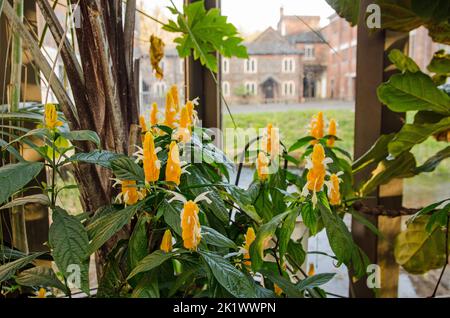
[352,0,408,298]
[185,0,221,131]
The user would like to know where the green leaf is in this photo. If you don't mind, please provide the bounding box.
[359,152,416,196]
[249,211,290,271]
[0,246,26,262]
[388,49,420,73]
[16,266,69,294]
[49,207,90,294]
[159,199,182,236]
[201,226,237,249]
[428,49,450,75]
[317,193,369,278]
[415,146,450,174]
[200,251,258,298]
[377,71,450,116]
[0,252,45,283]
[131,272,160,298]
[301,203,321,236]
[225,185,262,223]
[286,240,306,270]
[111,157,145,181]
[128,214,150,279]
[61,130,100,148]
[262,271,303,298]
[163,0,248,73]
[325,0,360,26]
[394,216,448,274]
[296,273,336,290]
[0,162,44,205]
[87,202,142,255]
[127,250,176,280]
[68,150,123,169]
[0,194,49,210]
[185,166,229,223]
[289,136,316,152]
[352,134,395,173]
[388,117,450,157]
[278,210,298,260]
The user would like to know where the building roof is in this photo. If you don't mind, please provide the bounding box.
[287,31,326,44]
[246,27,302,55]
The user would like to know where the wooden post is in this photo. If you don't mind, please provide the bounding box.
[352,0,408,298]
[0,1,49,252]
[185,0,221,131]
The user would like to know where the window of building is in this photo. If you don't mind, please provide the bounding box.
[245,81,257,95]
[282,57,295,73]
[282,81,295,96]
[142,80,151,105]
[154,82,166,97]
[244,57,257,73]
[179,59,184,73]
[222,81,230,97]
[222,58,230,74]
[305,45,315,60]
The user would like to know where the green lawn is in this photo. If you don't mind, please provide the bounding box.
[223,109,450,208]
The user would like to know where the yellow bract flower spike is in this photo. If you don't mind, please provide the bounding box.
[327,119,337,148]
[186,100,195,125]
[139,115,148,133]
[181,201,201,250]
[143,132,160,183]
[174,106,192,143]
[308,263,315,276]
[37,288,47,298]
[165,141,182,186]
[44,104,63,129]
[274,284,283,296]
[170,85,180,112]
[160,229,173,253]
[164,92,177,128]
[307,144,326,192]
[121,180,139,205]
[265,123,273,153]
[328,173,341,206]
[310,111,324,143]
[150,102,159,127]
[150,35,165,80]
[257,152,269,181]
[243,227,256,266]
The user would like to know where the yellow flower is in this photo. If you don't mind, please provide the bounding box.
[274,284,283,296]
[327,173,342,206]
[308,263,315,276]
[150,35,165,80]
[181,201,201,250]
[302,144,332,206]
[150,102,159,128]
[44,104,63,129]
[263,123,281,157]
[160,229,173,253]
[327,119,337,148]
[164,92,177,129]
[186,100,199,127]
[173,106,192,143]
[165,141,182,186]
[170,85,180,112]
[243,227,256,266]
[143,132,160,183]
[139,115,148,134]
[36,288,47,298]
[257,152,269,181]
[310,111,324,143]
[113,179,145,206]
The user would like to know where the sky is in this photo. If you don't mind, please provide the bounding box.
[143,0,335,34]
